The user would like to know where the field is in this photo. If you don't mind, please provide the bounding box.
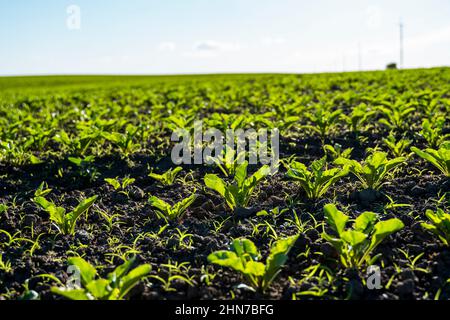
[0,69,449,300]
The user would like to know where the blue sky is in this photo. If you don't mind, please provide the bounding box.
[1,0,450,75]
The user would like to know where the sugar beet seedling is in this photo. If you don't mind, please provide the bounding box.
[286,156,348,199]
[34,195,98,235]
[204,161,270,211]
[411,142,450,177]
[51,256,151,300]
[148,193,197,221]
[334,151,406,190]
[321,204,404,268]
[208,235,298,292]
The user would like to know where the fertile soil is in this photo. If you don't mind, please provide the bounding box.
[0,71,449,300]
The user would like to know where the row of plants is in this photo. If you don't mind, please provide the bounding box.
[0,69,449,300]
[1,149,448,298]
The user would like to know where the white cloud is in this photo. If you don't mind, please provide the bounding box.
[194,41,240,52]
[158,42,176,52]
[182,40,241,58]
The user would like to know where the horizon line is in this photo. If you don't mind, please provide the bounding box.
[1,66,449,78]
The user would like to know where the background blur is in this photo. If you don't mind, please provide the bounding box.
[1,0,450,75]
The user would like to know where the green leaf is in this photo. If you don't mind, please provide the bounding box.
[370,218,404,250]
[105,178,121,190]
[341,230,367,247]
[67,195,98,234]
[335,152,405,189]
[110,256,135,281]
[67,257,97,285]
[354,211,377,232]
[411,146,449,176]
[287,159,346,199]
[85,279,110,299]
[34,196,66,230]
[119,264,152,299]
[234,161,248,187]
[324,204,348,235]
[149,196,171,212]
[149,167,183,185]
[421,208,450,246]
[50,287,91,300]
[251,165,271,183]
[204,174,227,198]
[242,261,265,277]
[231,238,260,260]
[207,251,243,271]
[171,193,197,219]
[263,235,298,288]
[421,222,438,232]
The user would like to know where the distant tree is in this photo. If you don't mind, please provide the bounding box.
[386,63,397,70]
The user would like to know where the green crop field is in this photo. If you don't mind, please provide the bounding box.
[0,68,449,300]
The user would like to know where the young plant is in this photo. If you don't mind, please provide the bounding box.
[104,176,135,191]
[421,208,450,246]
[206,113,247,132]
[334,151,406,190]
[170,228,194,250]
[206,148,245,177]
[204,161,270,211]
[68,156,99,181]
[383,135,412,157]
[149,166,183,186]
[35,195,98,235]
[34,181,52,197]
[321,204,404,268]
[323,143,353,160]
[208,235,298,292]
[148,193,197,221]
[286,157,348,199]
[256,207,288,218]
[0,254,12,273]
[51,256,151,300]
[54,130,94,156]
[305,106,342,139]
[96,209,123,232]
[0,229,34,248]
[345,103,376,134]
[377,102,415,132]
[0,203,7,217]
[411,142,450,177]
[165,114,196,133]
[149,260,195,292]
[420,117,450,148]
[102,125,140,157]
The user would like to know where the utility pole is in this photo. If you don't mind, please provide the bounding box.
[399,19,404,69]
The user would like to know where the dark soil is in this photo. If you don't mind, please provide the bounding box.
[1,129,449,300]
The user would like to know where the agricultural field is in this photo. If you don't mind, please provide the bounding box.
[0,69,449,300]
